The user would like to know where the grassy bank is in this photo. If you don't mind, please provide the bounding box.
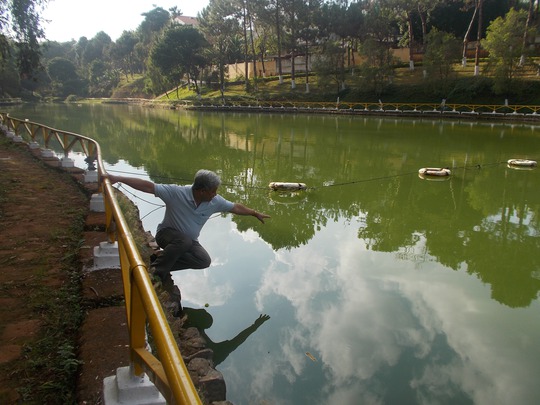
[0,136,88,403]
[150,61,540,106]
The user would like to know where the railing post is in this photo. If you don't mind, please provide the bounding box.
[60,156,75,168]
[84,155,99,183]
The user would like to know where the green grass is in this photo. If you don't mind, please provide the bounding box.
[111,74,151,99]
[0,136,86,403]
[18,217,86,403]
[148,60,540,106]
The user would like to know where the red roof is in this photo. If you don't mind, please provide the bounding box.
[174,16,199,27]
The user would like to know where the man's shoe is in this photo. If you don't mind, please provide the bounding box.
[149,249,163,266]
[149,266,171,284]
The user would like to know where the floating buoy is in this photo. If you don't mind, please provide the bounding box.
[507,159,537,169]
[269,182,307,191]
[418,167,451,178]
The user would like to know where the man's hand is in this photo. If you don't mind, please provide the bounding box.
[231,203,271,223]
[254,211,271,224]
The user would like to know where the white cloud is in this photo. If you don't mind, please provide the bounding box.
[43,0,209,42]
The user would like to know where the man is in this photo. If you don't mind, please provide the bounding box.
[108,170,270,284]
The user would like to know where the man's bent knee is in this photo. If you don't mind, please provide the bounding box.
[192,257,211,269]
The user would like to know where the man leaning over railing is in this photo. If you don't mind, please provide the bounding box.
[108,169,270,313]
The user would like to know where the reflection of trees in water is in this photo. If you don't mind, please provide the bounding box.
[460,166,540,308]
[357,163,540,308]
[94,108,540,308]
[11,104,540,307]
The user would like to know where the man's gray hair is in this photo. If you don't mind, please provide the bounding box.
[193,169,221,190]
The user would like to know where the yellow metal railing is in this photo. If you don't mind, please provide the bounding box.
[0,113,202,405]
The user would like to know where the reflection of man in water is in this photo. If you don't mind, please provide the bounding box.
[183,308,270,366]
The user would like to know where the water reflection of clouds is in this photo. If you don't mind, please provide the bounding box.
[256,248,330,309]
[255,219,540,405]
[113,161,540,403]
[234,227,260,243]
[174,218,271,308]
[173,269,234,307]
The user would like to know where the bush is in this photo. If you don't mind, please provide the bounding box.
[446,76,494,103]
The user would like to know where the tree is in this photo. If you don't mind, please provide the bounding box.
[391,0,444,70]
[234,0,253,91]
[473,0,484,76]
[136,6,172,71]
[73,31,115,97]
[282,0,300,89]
[81,31,112,68]
[316,0,367,90]
[250,0,276,78]
[88,59,118,97]
[296,0,320,93]
[482,8,531,94]
[460,0,477,67]
[355,1,398,95]
[47,57,78,82]
[519,0,536,66]
[145,59,173,96]
[0,47,21,96]
[416,0,445,49]
[383,0,419,70]
[458,0,511,70]
[342,1,367,68]
[199,0,241,100]
[268,0,285,83]
[423,29,461,94]
[0,0,48,78]
[246,0,259,89]
[74,37,89,68]
[41,40,77,61]
[313,40,346,94]
[113,31,140,79]
[357,38,396,97]
[47,56,85,97]
[138,7,171,44]
[150,25,210,96]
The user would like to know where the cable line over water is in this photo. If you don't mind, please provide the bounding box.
[108,159,516,196]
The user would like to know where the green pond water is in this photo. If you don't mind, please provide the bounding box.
[5,104,540,405]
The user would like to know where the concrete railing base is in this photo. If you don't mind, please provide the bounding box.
[61,157,75,168]
[103,366,165,405]
[41,148,55,158]
[85,170,98,183]
[90,193,105,212]
[93,241,120,270]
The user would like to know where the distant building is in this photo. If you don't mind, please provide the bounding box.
[174,16,199,27]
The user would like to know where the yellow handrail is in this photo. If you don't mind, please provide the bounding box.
[0,113,202,405]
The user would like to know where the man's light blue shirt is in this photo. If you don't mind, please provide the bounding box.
[155,184,234,241]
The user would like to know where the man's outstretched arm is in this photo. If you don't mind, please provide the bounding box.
[108,174,156,194]
[230,203,270,224]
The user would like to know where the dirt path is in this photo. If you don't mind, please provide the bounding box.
[0,137,128,404]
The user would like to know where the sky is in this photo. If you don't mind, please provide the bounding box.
[42,0,209,43]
